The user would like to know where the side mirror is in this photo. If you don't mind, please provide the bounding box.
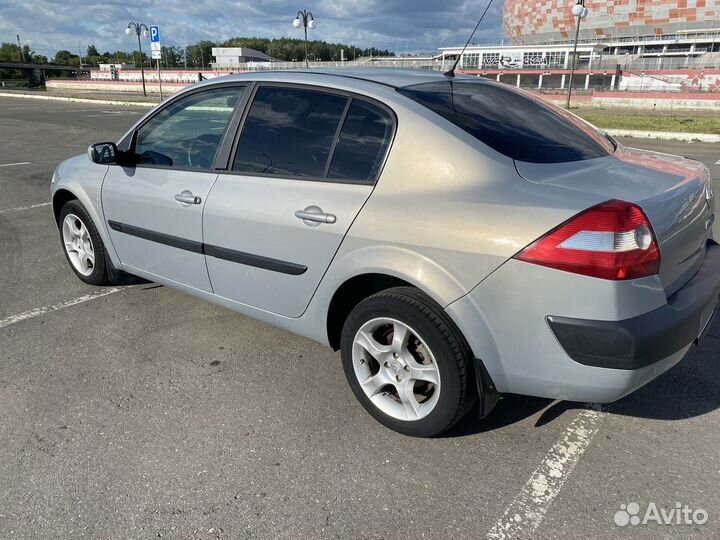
[88,142,119,164]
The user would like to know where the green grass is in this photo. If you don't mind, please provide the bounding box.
[576,112,720,135]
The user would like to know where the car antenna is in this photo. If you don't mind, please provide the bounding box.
[444,0,495,79]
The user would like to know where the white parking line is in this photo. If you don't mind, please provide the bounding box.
[715,159,720,165]
[0,288,123,330]
[486,408,604,539]
[0,162,31,168]
[0,202,52,214]
[86,111,142,117]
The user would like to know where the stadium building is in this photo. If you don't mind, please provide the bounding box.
[504,0,720,46]
[434,0,720,93]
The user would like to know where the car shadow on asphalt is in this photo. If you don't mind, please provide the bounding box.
[605,330,720,421]
[444,326,720,437]
[444,395,554,437]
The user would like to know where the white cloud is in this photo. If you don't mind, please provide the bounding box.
[1,0,506,57]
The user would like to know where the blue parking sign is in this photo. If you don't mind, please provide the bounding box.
[150,25,161,43]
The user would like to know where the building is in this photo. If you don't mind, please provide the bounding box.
[211,47,273,68]
[438,33,720,93]
[439,43,606,71]
[504,0,720,46]
[438,43,617,91]
[496,0,720,73]
[433,0,720,93]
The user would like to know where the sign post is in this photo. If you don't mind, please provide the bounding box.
[150,25,163,101]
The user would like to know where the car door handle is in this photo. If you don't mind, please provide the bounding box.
[174,191,201,205]
[295,206,337,225]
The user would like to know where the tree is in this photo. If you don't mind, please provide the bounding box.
[214,36,395,63]
[0,42,24,78]
[102,50,136,65]
[53,50,79,66]
[0,42,22,63]
[161,45,184,67]
[38,36,395,75]
[186,40,214,69]
[21,45,33,63]
[221,37,271,53]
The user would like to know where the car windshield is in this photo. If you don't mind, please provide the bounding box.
[397,80,613,164]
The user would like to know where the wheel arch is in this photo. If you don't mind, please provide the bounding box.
[51,179,121,271]
[318,246,471,351]
[52,188,78,227]
[326,273,413,350]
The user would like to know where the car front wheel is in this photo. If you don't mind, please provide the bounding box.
[340,287,476,437]
[59,200,110,286]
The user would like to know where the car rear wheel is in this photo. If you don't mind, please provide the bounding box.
[59,200,110,286]
[340,287,475,437]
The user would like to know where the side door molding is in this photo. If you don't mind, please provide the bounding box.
[107,219,308,275]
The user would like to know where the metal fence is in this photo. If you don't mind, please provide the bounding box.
[209,53,720,73]
[210,56,446,72]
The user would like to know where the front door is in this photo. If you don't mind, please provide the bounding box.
[203,85,395,317]
[102,84,248,291]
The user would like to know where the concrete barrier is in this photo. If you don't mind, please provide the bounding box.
[46,80,191,94]
[538,91,720,110]
[605,129,720,142]
[0,91,154,108]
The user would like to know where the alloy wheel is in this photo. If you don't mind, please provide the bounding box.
[62,213,95,276]
[351,317,441,421]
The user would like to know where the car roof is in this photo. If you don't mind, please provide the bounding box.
[205,68,480,90]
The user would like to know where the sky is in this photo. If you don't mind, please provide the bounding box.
[0,0,507,58]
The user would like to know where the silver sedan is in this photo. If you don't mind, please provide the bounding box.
[51,69,720,437]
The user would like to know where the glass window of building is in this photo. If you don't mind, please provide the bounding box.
[545,51,566,68]
[523,52,544,67]
[462,53,480,69]
[481,53,500,68]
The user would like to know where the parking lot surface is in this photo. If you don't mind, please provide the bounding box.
[1,96,719,540]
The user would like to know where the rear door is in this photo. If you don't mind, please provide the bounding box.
[102,84,248,291]
[203,84,396,317]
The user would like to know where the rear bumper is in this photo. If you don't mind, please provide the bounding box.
[446,241,720,404]
[548,241,720,370]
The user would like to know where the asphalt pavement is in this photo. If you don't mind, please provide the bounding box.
[1,95,719,540]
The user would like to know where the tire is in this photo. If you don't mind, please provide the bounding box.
[340,286,476,437]
[58,200,111,286]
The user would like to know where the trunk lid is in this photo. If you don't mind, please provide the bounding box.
[515,146,714,296]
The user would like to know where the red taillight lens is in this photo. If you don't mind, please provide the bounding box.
[514,200,660,280]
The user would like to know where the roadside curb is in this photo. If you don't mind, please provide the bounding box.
[605,128,720,143]
[0,92,155,108]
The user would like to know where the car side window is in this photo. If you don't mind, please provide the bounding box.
[232,86,348,178]
[328,100,394,182]
[134,85,246,170]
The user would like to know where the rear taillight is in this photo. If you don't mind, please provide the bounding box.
[514,199,660,280]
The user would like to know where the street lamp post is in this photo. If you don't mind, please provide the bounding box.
[292,10,316,68]
[16,34,25,63]
[565,0,589,108]
[125,21,149,96]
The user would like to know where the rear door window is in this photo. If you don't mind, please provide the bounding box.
[328,100,394,182]
[233,86,348,178]
[398,80,612,163]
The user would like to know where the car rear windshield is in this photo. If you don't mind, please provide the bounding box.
[397,80,612,163]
